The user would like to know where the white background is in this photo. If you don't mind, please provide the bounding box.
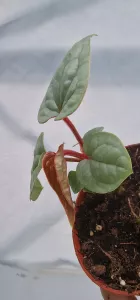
[0,0,140,299]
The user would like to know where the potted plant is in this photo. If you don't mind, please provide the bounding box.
[30,35,140,296]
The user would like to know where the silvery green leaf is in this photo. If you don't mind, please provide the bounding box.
[76,132,133,194]
[30,133,46,200]
[38,35,96,123]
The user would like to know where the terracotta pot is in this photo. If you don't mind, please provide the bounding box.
[72,190,140,296]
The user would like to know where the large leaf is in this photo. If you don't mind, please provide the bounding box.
[68,171,83,194]
[54,144,73,207]
[42,151,74,226]
[30,133,46,200]
[76,132,133,194]
[38,35,95,123]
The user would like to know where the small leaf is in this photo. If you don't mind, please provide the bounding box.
[43,151,74,226]
[68,171,83,194]
[38,35,95,123]
[30,133,46,200]
[54,144,73,207]
[76,132,133,194]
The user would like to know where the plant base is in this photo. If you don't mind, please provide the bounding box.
[73,144,140,295]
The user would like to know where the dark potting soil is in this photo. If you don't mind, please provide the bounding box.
[75,144,140,293]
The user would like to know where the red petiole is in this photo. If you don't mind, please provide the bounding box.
[65,157,81,162]
[43,118,88,163]
[63,117,84,152]
[64,149,88,160]
[63,117,88,161]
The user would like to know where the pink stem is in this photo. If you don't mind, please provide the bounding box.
[65,157,81,162]
[63,117,84,151]
[64,149,88,160]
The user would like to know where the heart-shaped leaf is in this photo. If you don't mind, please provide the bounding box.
[30,133,46,200]
[38,35,95,123]
[76,132,133,194]
[43,151,74,226]
[68,171,83,194]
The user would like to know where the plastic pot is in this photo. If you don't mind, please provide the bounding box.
[72,187,140,296]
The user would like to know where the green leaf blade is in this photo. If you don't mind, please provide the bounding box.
[38,35,94,123]
[83,126,104,155]
[30,156,44,201]
[68,171,83,194]
[30,133,46,201]
[83,127,104,156]
[76,132,133,194]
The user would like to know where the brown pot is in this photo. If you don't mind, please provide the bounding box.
[72,189,140,296]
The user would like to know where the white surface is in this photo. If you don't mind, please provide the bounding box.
[0,265,101,300]
[0,0,140,299]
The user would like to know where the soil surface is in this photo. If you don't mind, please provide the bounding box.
[75,144,140,293]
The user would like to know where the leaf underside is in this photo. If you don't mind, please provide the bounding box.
[76,131,133,194]
[38,35,95,123]
[30,133,46,201]
[43,151,74,226]
[54,144,73,207]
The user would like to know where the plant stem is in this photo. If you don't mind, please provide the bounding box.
[127,197,140,223]
[97,244,112,261]
[120,242,137,245]
[64,149,88,160]
[65,157,81,162]
[63,117,84,151]
[128,198,138,219]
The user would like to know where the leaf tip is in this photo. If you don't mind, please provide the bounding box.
[30,196,34,202]
[37,112,43,124]
[91,33,98,37]
[54,115,60,121]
